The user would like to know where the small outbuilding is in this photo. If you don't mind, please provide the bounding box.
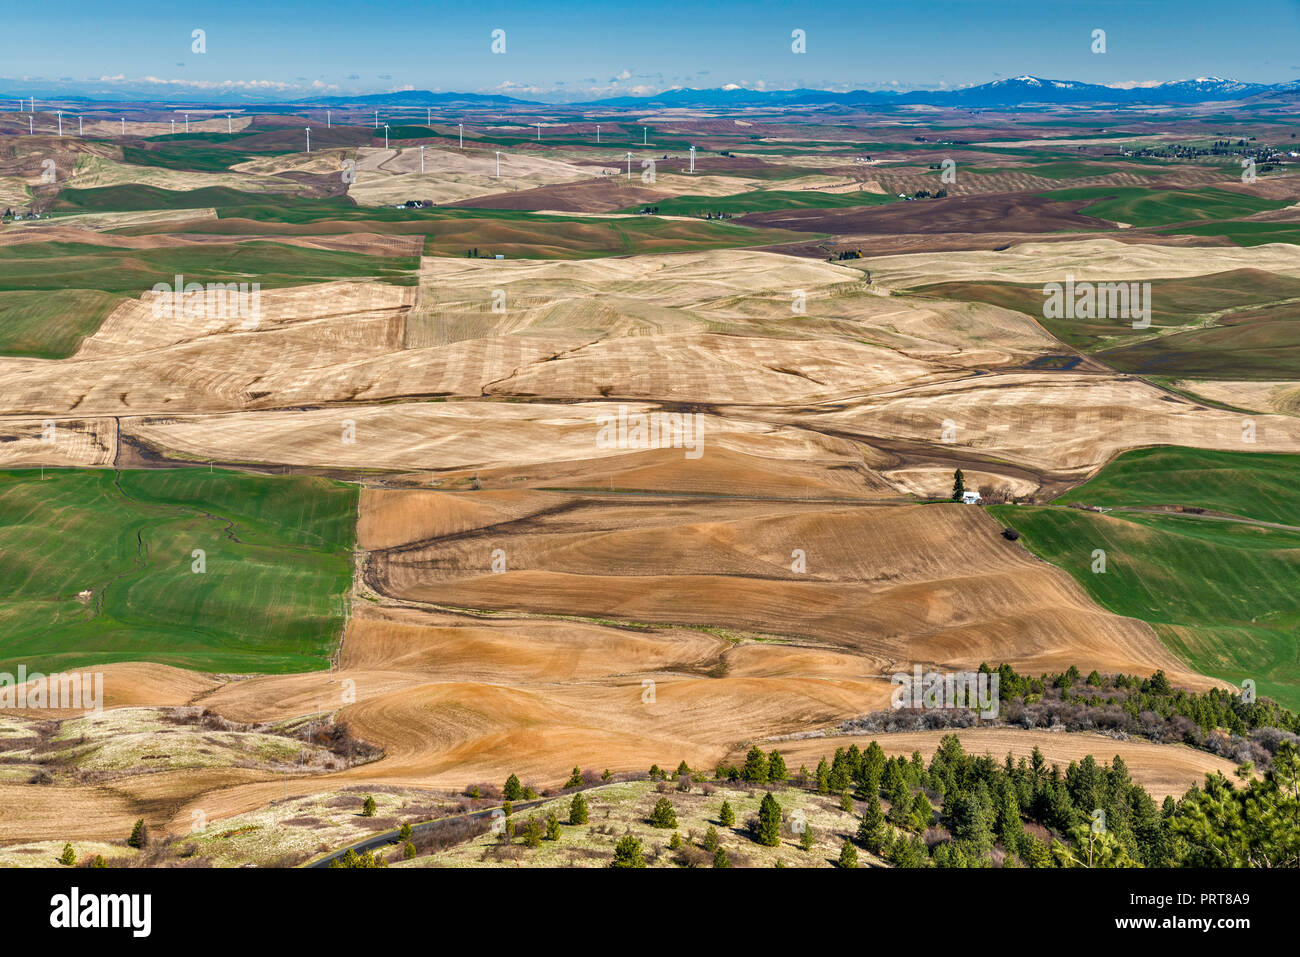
[961,490,982,505]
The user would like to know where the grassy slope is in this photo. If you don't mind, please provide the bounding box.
[1055,446,1300,526]
[991,446,1300,708]
[0,242,419,292]
[0,468,358,674]
[407,780,870,869]
[0,289,124,358]
[1039,186,1287,227]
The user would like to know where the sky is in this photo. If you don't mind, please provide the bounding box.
[4,0,1300,102]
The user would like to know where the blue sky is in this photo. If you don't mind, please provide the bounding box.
[5,0,1300,102]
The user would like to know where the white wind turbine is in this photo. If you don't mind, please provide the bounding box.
[373,110,378,129]
[419,144,425,173]
[689,145,695,173]
[305,127,311,153]
[227,115,232,133]
[78,115,83,136]
[383,123,390,149]
[596,124,600,143]
[625,151,632,179]
[184,113,190,132]
[495,150,502,178]
[458,122,463,148]
[56,110,62,136]
[170,118,176,134]
[326,109,331,129]
[535,122,541,140]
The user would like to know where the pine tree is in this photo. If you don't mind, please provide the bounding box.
[668,831,681,849]
[703,825,719,851]
[912,793,936,830]
[91,855,106,869]
[402,841,417,860]
[887,778,913,827]
[59,843,76,866]
[360,796,376,818]
[569,791,589,825]
[650,797,678,829]
[840,789,854,812]
[611,834,646,868]
[546,813,562,841]
[838,838,858,868]
[757,792,782,847]
[398,821,412,842]
[799,824,816,851]
[127,819,148,849]
[523,815,543,848]
[815,758,831,795]
[712,846,730,868]
[858,794,886,853]
[719,800,735,826]
[565,767,584,788]
[768,751,788,783]
[741,746,769,784]
[503,773,523,801]
[951,468,965,501]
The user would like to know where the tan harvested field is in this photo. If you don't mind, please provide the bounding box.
[3,208,219,233]
[64,153,300,193]
[1173,379,1300,415]
[863,237,1300,288]
[80,116,253,138]
[791,370,1300,476]
[345,147,596,205]
[749,730,1241,802]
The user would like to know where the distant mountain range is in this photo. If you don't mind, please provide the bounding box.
[577,76,1300,109]
[3,76,1297,109]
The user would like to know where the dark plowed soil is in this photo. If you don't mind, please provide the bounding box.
[737,190,1116,234]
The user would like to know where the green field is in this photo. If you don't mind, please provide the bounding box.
[0,241,419,293]
[0,289,124,358]
[1056,446,1300,526]
[419,214,808,259]
[991,446,1300,708]
[1039,185,1287,227]
[0,469,358,674]
[1156,221,1300,247]
[120,143,277,173]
